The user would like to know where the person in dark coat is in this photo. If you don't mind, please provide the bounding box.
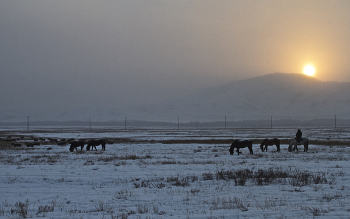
[296,129,302,143]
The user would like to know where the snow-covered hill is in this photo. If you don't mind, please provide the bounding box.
[124,73,350,122]
[2,73,350,122]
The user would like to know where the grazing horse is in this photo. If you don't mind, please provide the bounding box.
[229,140,253,155]
[86,139,106,151]
[260,138,280,152]
[69,141,85,152]
[288,137,309,152]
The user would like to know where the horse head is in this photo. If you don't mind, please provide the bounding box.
[260,140,266,152]
[69,145,74,152]
[229,140,237,155]
[229,145,234,155]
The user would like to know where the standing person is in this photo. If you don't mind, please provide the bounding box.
[296,129,302,143]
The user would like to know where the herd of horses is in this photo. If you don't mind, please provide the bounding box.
[70,137,309,155]
[229,137,309,155]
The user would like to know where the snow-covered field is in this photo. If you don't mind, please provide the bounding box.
[1,127,350,218]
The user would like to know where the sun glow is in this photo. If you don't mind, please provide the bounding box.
[303,64,316,77]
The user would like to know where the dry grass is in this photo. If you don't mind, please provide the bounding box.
[201,167,328,187]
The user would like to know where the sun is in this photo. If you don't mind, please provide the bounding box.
[303,64,316,77]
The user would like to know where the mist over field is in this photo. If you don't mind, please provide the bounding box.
[1,1,350,123]
[2,73,350,126]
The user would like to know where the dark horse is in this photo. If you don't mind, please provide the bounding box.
[229,140,253,155]
[86,139,106,151]
[69,140,85,152]
[260,138,280,152]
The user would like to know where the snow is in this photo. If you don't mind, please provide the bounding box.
[1,127,350,218]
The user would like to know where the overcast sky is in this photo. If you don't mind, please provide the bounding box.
[1,1,350,116]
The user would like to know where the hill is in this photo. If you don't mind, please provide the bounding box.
[2,73,350,123]
[125,73,350,122]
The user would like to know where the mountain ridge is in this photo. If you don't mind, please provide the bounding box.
[1,73,350,122]
[127,73,350,121]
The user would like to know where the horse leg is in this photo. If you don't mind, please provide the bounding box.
[276,144,280,152]
[295,144,298,151]
[236,148,240,155]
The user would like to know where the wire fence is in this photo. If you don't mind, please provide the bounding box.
[1,114,349,130]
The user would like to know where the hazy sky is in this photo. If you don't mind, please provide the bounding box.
[1,1,350,115]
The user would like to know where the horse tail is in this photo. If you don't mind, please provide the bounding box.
[249,141,253,154]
